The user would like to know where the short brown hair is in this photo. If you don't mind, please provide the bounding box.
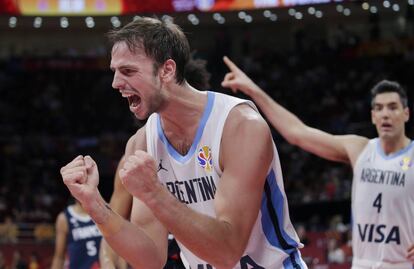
[108,17,190,84]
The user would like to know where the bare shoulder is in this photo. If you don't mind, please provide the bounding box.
[55,212,68,231]
[125,126,147,156]
[225,103,269,134]
[56,212,66,224]
[220,103,272,167]
[337,134,370,166]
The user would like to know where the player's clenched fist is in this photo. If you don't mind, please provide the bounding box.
[119,150,163,203]
[60,155,100,206]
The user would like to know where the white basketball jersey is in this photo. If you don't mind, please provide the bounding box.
[145,91,307,269]
[352,138,414,269]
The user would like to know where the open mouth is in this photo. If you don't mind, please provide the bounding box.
[121,92,142,110]
[381,123,392,130]
[127,94,141,109]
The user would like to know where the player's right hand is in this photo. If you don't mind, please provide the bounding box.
[60,155,100,206]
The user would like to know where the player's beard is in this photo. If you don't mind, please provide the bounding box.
[139,77,166,120]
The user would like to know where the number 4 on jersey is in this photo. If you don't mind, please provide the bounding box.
[373,193,382,213]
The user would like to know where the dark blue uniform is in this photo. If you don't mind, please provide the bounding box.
[64,206,102,269]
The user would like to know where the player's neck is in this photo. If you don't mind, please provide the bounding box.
[380,135,411,155]
[158,85,208,155]
[159,84,207,135]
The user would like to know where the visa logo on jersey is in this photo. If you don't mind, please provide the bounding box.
[357,223,400,244]
[197,146,212,172]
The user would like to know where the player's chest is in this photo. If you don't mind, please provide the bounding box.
[355,156,414,198]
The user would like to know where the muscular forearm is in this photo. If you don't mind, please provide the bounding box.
[248,87,355,163]
[85,193,165,269]
[146,189,244,268]
[104,217,165,269]
[100,240,128,269]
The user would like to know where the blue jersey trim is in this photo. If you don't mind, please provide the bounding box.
[283,250,304,269]
[157,91,215,163]
[376,138,414,159]
[261,169,299,254]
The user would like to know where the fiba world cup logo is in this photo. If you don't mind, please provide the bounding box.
[400,156,412,171]
[197,146,212,172]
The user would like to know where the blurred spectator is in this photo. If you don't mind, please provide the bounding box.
[326,237,345,264]
[0,251,7,269]
[0,216,19,243]
[34,222,54,242]
[28,253,39,269]
[296,224,310,245]
[341,229,353,263]
[328,215,347,233]
[10,251,27,269]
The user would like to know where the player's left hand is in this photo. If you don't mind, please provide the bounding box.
[407,244,414,262]
[119,150,163,203]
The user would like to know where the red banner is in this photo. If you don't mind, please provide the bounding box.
[0,0,344,16]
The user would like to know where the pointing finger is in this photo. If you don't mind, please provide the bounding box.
[223,56,241,72]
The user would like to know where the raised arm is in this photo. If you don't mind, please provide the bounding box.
[60,128,169,269]
[51,212,68,269]
[222,56,368,165]
[99,156,131,269]
[120,105,272,268]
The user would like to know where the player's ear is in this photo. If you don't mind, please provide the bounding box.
[371,109,376,125]
[404,107,409,122]
[159,59,176,83]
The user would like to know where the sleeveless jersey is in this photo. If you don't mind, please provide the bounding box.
[145,91,307,269]
[352,138,414,269]
[64,205,102,269]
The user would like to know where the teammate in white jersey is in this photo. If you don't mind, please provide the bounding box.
[221,57,414,269]
[59,17,307,269]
